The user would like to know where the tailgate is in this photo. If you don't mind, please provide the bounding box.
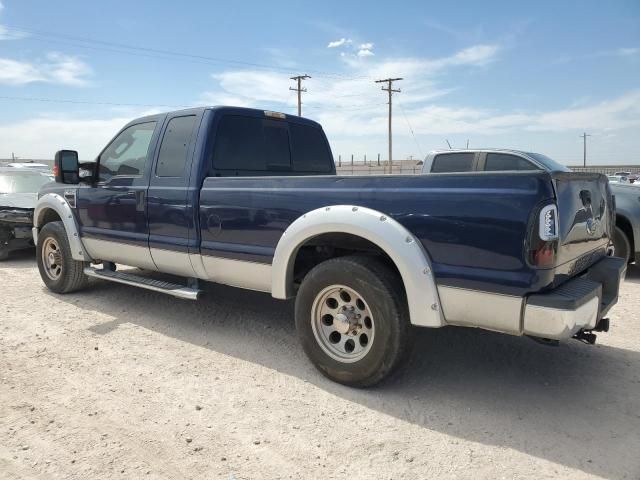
[552,172,613,272]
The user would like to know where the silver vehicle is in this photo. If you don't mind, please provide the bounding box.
[421,148,570,174]
[420,149,637,264]
[0,169,54,260]
[607,175,629,184]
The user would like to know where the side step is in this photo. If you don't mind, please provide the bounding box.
[83,267,201,300]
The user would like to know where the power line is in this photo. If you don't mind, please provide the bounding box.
[289,75,311,116]
[375,77,403,173]
[304,102,387,110]
[397,99,424,159]
[0,94,387,113]
[0,95,191,109]
[1,25,371,81]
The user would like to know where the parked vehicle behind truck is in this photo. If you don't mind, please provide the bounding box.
[421,149,636,265]
[0,168,53,260]
[33,108,625,386]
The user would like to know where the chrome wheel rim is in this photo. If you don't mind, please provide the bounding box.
[42,237,63,281]
[311,284,375,363]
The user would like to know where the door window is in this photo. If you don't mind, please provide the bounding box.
[99,122,156,181]
[484,153,539,171]
[156,116,197,177]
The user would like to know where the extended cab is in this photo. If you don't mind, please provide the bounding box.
[33,109,625,386]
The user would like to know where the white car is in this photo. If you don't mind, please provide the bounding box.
[5,162,50,171]
[607,175,629,184]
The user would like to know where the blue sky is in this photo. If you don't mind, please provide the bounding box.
[0,0,638,164]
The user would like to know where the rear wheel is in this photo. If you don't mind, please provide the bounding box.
[0,246,9,261]
[36,221,89,293]
[613,225,631,264]
[295,255,410,387]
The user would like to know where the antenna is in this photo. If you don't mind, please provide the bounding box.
[446,139,452,149]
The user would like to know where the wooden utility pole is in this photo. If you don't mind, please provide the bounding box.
[580,132,591,167]
[375,77,402,173]
[290,74,311,116]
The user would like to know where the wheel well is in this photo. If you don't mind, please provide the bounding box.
[616,214,634,260]
[39,208,62,228]
[291,232,404,290]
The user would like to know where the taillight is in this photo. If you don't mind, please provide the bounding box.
[539,204,558,241]
[52,163,59,178]
[529,204,559,268]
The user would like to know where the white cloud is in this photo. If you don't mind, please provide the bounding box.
[45,53,92,86]
[359,43,373,50]
[447,44,500,66]
[617,47,639,56]
[0,53,91,86]
[0,2,26,41]
[327,38,351,48]
[357,48,374,57]
[0,58,43,84]
[0,115,134,159]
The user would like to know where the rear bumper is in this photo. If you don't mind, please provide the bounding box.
[523,256,626,339]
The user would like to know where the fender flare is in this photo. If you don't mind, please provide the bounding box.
[33,193,91,261]
[271,205,444,327]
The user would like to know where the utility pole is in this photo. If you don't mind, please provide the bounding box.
[290,74,311,116]
[580,132,591,167]
[375,77,402,174]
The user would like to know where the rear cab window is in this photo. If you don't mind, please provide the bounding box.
[430,153,475,173]
[210,114,333,176]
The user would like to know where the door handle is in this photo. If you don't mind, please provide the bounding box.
[135,191,145,212]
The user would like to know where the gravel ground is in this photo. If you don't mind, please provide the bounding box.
[1,250,639,480]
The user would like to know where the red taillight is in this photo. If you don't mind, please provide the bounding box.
[52,163,59,178]
[531,241,556,267]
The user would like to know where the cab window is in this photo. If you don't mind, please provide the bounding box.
[156,116,196,177]
[99,122,156,181]
[212,115,290,173]
[484,153,539,171]
[431,153,475,173]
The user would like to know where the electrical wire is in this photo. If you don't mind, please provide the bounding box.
[1,24,374,81]
[397,99,425,158]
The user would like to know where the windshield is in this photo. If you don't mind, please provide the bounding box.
[0,174,53,194]
[527,152,571,172]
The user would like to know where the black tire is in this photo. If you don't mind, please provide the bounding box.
[36,221,89,293]
[295,255,411,387]
[0,246,9,261]
[613,225,631,264]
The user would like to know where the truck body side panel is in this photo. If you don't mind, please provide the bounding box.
[199,173,556,296]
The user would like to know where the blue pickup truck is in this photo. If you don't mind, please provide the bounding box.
[33,106,625,386]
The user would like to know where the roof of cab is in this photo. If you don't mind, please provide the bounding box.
[125,106,323,129]
[426,148,539,157]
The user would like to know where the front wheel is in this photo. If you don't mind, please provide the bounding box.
[295,255,411,387]
[36,221,89,293]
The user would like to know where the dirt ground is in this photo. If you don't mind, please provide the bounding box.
[1,250,639,480]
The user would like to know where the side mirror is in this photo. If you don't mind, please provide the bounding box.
[54,150,79,184]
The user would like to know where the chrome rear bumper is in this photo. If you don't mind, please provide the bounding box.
[523,256,626,340]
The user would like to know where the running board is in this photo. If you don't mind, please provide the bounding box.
[83,267,201,300]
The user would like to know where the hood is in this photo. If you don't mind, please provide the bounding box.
[0,192,38,209]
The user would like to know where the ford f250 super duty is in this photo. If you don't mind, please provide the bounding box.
[33,107,625,387]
